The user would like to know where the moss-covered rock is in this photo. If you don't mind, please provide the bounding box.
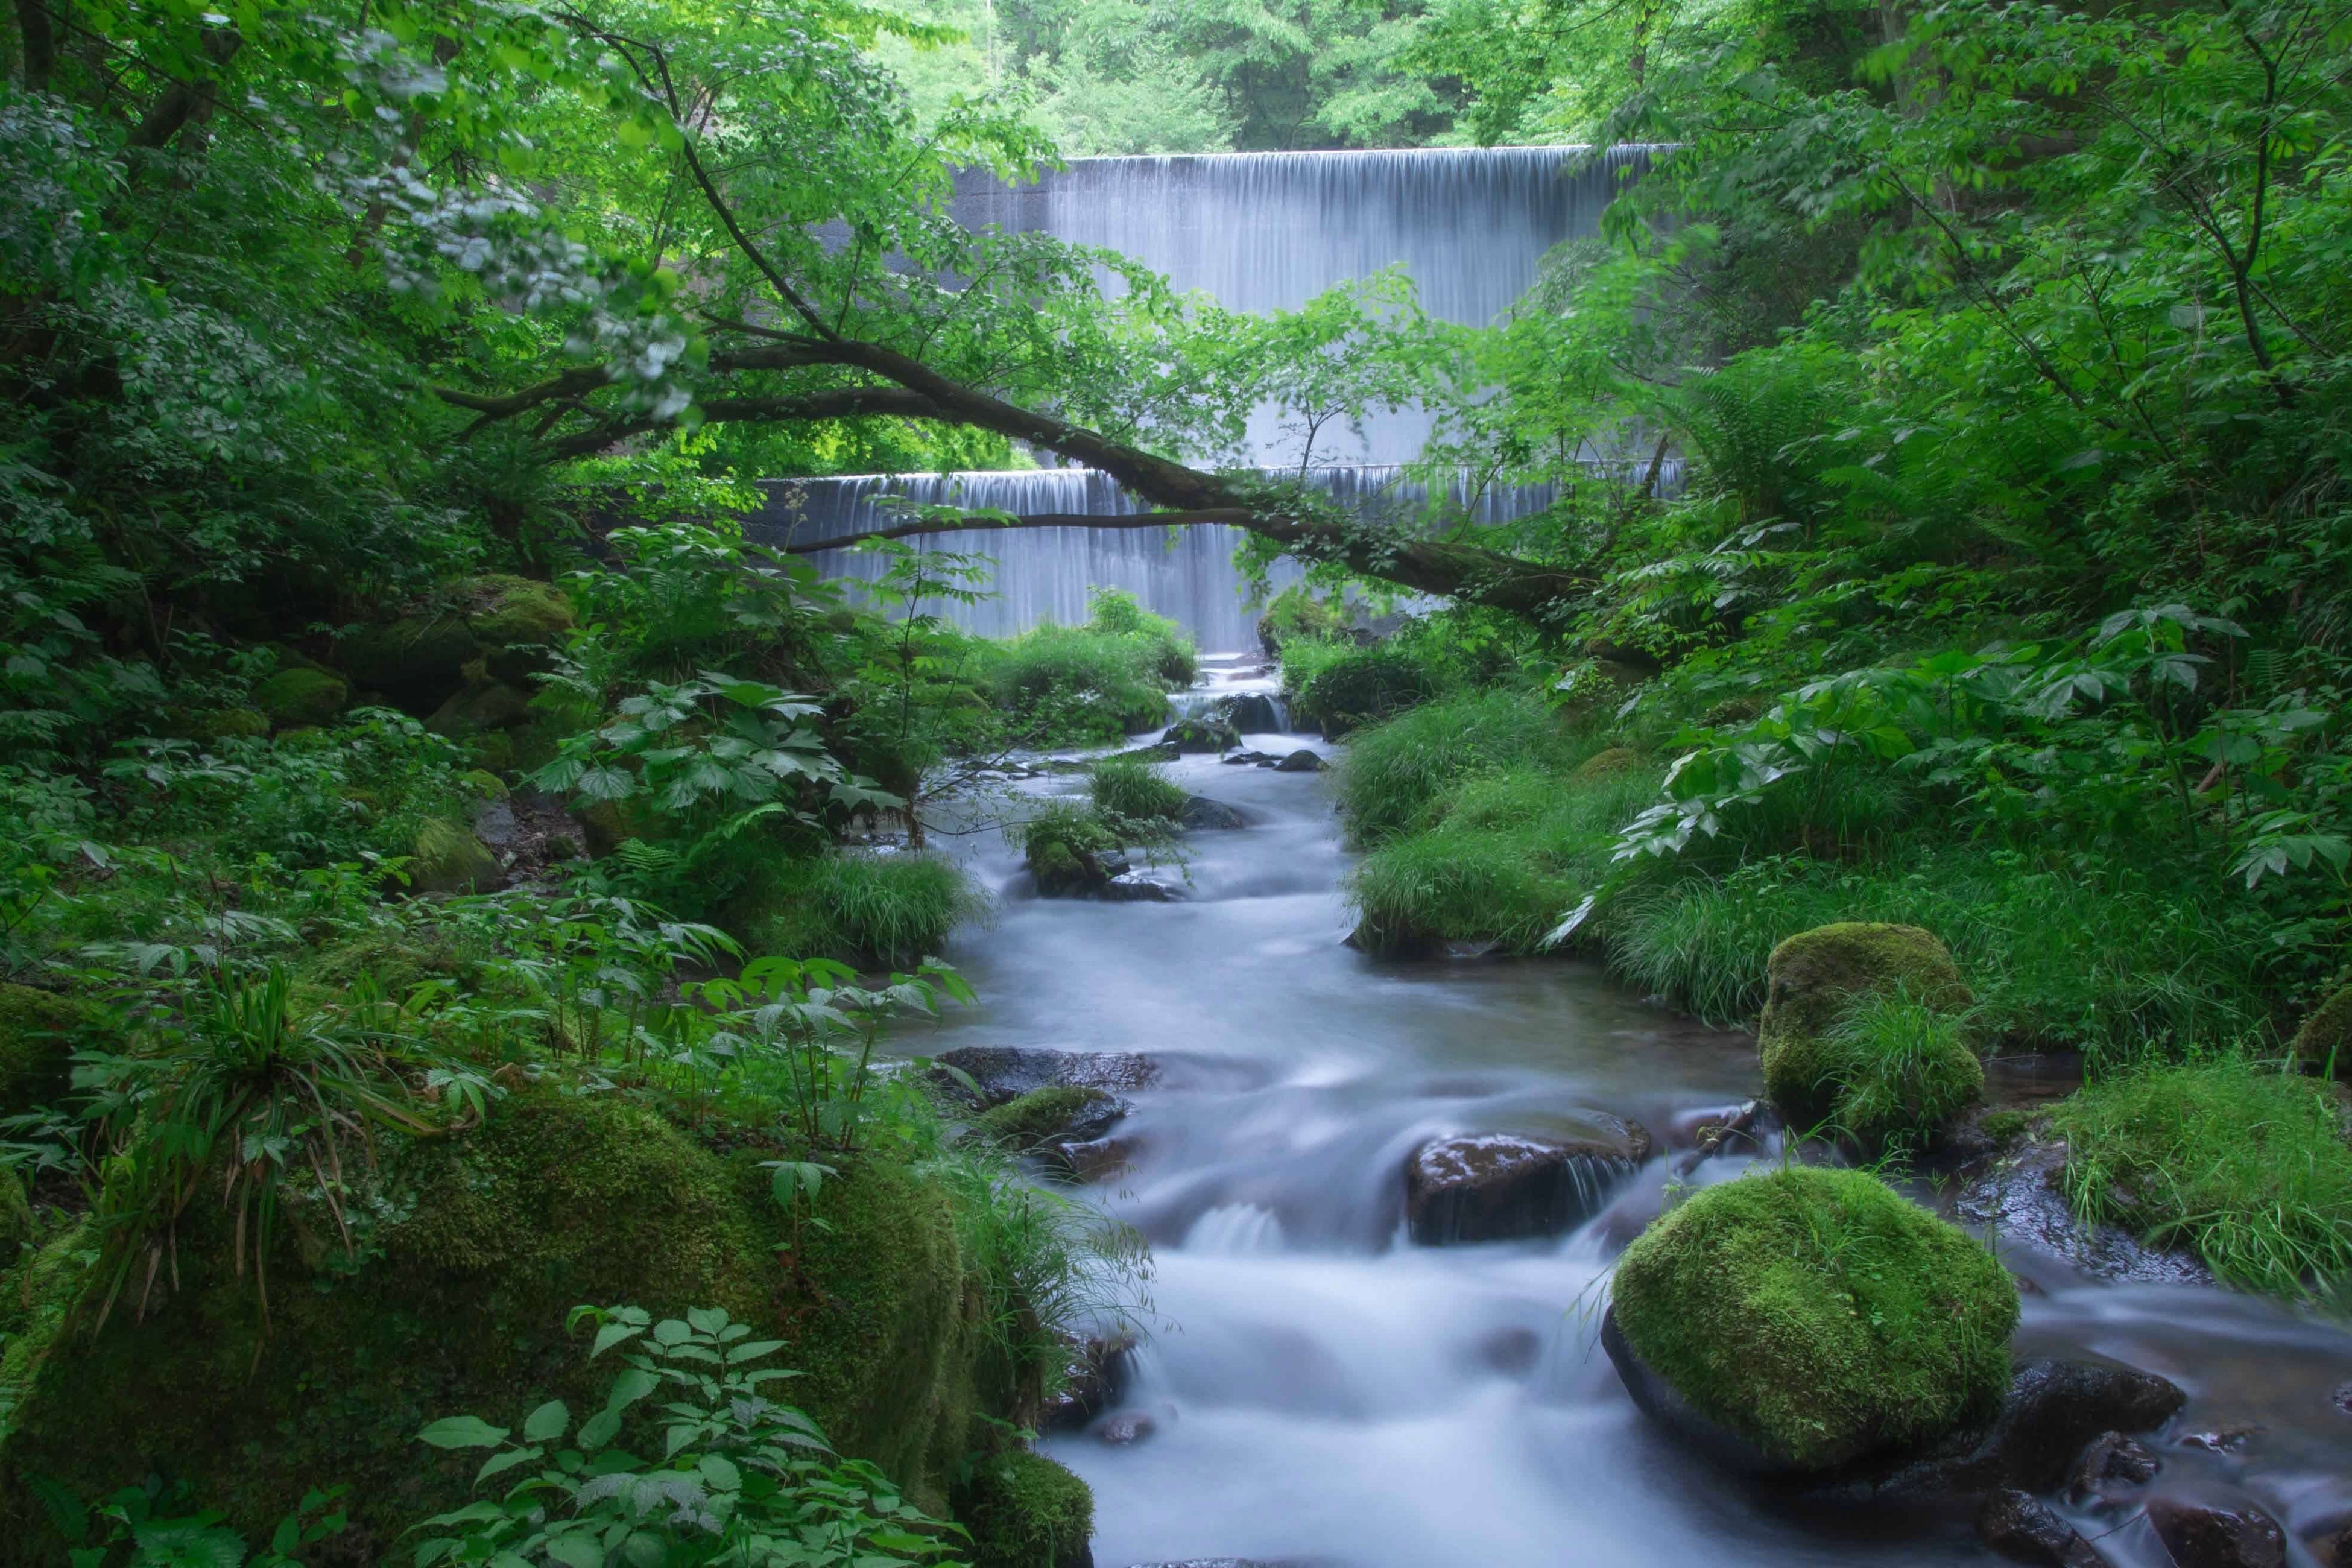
[1017,806,1125,897]
[409,816,501,894]
[251,666,350,730]
[2290,982,2352,1078]
[0,1093,997,1561]
[1758,923,1976,1142]
[0,1168,31,1271]
[1610,1166,2018,1472]
[1573,745,1643,780]
[425,679,534,739]
[0,983,98,1119]
[955,1449,1095,1568]
[971,1087,1119,1154]
[460,574,574,675]
[334,575,574,708]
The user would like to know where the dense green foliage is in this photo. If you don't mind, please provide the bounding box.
[1611,1165,2019,1470]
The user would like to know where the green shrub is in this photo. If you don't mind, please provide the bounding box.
[1611,1165,2018,1470]
[1257,586,1349,651]
[1090,757,1186,822]
[954,1449,1093,1568]
[1008,803,1130,896]
[2053,1058,2352,1299]
[1292,643,1440,738]
[744,852,988,969]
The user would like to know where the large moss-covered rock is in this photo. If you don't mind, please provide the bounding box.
[409,816,501,894]
[0,1168,31,1269]
[1609,1166,2018,1472]
[252,666,350,730]
[955,1449,1095,1568]
[1758,923,1977,1143]
[0,1093,997,1562]
[0,983,98,1119]
[2290,982,2352,1078]
[334,575,574,707]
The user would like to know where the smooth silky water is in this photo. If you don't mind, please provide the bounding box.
[896,656,2352,1568]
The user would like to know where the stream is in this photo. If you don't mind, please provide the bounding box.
[909,654,2352,1568]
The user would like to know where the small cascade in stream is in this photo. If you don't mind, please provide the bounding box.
[751,459,1681,646]
[774,147,1669,642]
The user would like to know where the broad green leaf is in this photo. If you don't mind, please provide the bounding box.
[523,1400,571,1442]
[419,1417,510,1450]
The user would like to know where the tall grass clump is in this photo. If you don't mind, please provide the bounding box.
[743,850,990,969]
[1090,757,1186,823]
[1601,844,2273,1052]
[1346,760,1664,953]
[1813,988,1983,1152]
[1337,690,1582,844]
[2052,1058,2352,1300]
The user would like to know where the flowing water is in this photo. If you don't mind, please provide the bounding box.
[903,656,2352,1568]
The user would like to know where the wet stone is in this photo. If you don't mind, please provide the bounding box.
[1212,693,1283,732]
[1102,872,1183,902]
[1403,1120,1651,1245]
[1180,795,1248,830]
[1044,1332,1136,1432]
[1950,1143,2213,1286]
[2066,1431,2160,1502]
[1222,750,1283,766]
[1093,1411,1157,1445]
[1056,1134,1141,1183]
[1977,1488,2109,1567]
[930,1046,1162,1108]
[1270,749,1325,773]
[1163,716,1239,753]
[2146,1497,2288,1568]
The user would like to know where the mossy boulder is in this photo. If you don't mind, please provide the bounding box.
[0,1093,999,1561]
[0,1168,31,1270]
[1759,923,1977,1143]
[409,816,501,894]
[2290,982,2352,1078]
[970,1087,1124,1154]
[1573,745,1643,780]
[252,666,350,730]
[0,983,99,1119]
[955,1449,1095,1568]
[1609,1166,2018,1473]
[334,575,574,708]
[1162,715,1238,754]
[425,679,534,739]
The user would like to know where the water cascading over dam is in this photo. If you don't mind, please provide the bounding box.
[763,147,1657,646]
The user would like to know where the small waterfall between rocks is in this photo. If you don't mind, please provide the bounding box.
[768,147,1666,647]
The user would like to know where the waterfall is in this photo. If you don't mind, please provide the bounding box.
[749,460,1680,648]
[774,147,1661,645]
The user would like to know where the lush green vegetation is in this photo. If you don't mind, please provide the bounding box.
[5,0,2352,1546]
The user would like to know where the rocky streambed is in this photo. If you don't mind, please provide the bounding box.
[904,657,2352,1568]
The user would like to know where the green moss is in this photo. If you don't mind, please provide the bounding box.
[0,1168,30,1271]
[0,1221,94,1438]
[251,667,349,729]
[1090,757,1186,822]
[425,680,533,739]
[2052,1058,2352,1299]
[1611,1165,2018,1471]
[2289,982,2352,1078]
[0,1093,994,1561]
[460,574,574,651]
[0,984,97,1119]
[1758,923,1974,1136]
[1575,745,1643,780]
[971,1087,1110,1152]
[955,1449,1095,1568]
[409,816,499,894]
[1013,805,1122,896]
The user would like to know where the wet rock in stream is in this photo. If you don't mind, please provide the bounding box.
[2066,1430,2160,1503]
[1044,1331,1137,1432]
[1403,1119,1651,1245]
[1102,871,1184,901]
[930,1046,1162,1108]
[2147,1496,2289,1568]
[1949,1141,2213,1286]
[1977,1488,2108,1567]
[1271,748,1325,773]
[1179,794,1248,830]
